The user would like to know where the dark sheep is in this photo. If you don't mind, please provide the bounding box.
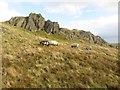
[71,43,79,48]
[40,40,49,46]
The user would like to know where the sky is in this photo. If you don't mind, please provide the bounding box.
[0,0,118,43]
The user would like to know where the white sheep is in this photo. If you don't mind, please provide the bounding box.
[85,46,92,50]
[71,43,79,48]
[49,40,59,46]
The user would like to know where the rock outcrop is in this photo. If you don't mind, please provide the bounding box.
[60,29,107,46]
[44,20,60,34]
[79,30,107,45]
[25,13,45,31]
[7,13,60,33]
[6,13,109,46]
[7,13,45,31]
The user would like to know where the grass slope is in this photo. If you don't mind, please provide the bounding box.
[1,23,120,88]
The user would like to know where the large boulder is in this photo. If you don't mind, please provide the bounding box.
[52,22,60,34]
[44,20,60,34]
[7,13,60,33]
[26,13,45,31]
[7,13,45,31]
[8,17,26,27]
[44,20,53,33]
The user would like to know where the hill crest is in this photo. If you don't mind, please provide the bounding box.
[5,13,108,46]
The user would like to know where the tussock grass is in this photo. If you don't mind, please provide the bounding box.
[1,23,119,88]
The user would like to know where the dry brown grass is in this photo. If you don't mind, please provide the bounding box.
[1,23,120,88]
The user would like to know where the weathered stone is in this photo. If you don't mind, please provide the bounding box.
[25,13,45,31]
[44,20,60,34]
[44,20,53,33]
[52,22,60,34]
[6,13,109,47]
[7,13,45,31]
[79,30,107,46]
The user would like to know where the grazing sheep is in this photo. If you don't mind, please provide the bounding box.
[49,40,59,46]
[85,46,92,50]
[40,40,49,46]
[71,43,79,48]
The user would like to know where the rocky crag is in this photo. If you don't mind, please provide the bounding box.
[6,13,108,46]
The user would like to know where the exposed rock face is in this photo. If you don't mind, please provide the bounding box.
[44,20,60,34]
[7,13,45,31]
[7,17,26,27]
[6,13,108,46]
[79,30,107,45]
[60,29,107,46]
[44,20,53,33]
[26,13,45,31]
[52,22,60,34]
[7,13,60,33]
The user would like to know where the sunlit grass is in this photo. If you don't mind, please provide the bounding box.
[1,23,119,88]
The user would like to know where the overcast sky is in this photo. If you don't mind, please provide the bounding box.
[0,0,118,43]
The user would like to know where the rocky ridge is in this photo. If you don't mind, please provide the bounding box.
[6,13,108,46]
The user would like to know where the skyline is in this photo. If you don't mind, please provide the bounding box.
[0,0,118,43]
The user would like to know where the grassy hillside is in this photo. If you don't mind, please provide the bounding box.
[1,23,120,88]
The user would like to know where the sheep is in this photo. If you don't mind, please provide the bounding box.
[71,43,79,48]
[85,46,92,50]
[40,40,59,46]
[40,40,49,46]
[49,40,59,46]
